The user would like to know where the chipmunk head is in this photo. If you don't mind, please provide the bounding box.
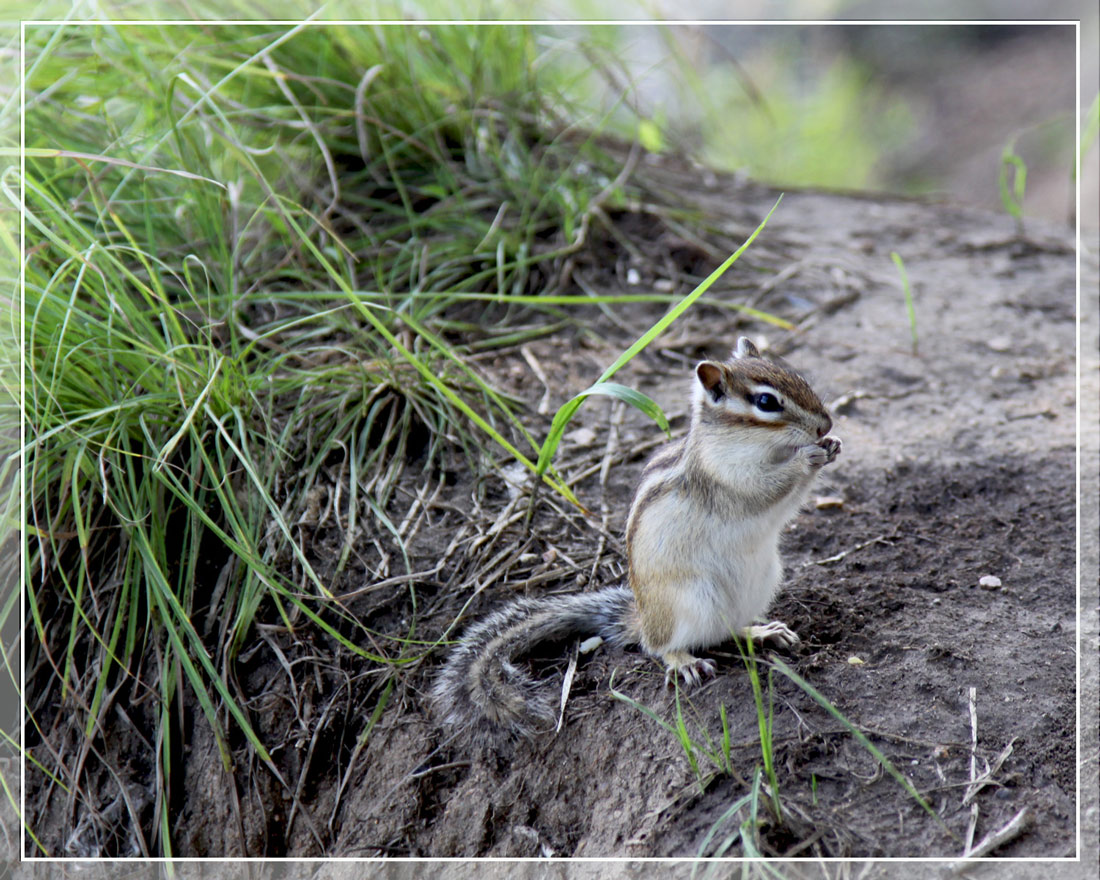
[692,337,832,445]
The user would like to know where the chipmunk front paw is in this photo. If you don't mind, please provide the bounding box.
[805,436,842,467]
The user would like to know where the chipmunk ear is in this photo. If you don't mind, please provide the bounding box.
[696,361,726,402]
[732,336,760,360]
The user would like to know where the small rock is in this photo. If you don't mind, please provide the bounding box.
[987,336,1013,352]
[500,462,532,499]
[626,268,641,286]
[563,426,597,447]
[979,575,1003,589]
[815,495,845,510]
[847,656,865,666]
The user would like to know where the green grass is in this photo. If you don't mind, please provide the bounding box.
[610,663,785,863]
[691,769,780,877]
[6,13,1081,861]
[891,250,918,356]
[1078,91,1099,187]
[659,40,915,191]
[535,195,781,487]
[9,21,790,855]
[998,136,1028,221]
[769,656,954,841]
[614,642,955,860]
[738,636,782,823]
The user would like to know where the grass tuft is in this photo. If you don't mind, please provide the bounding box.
[13,21,787,855]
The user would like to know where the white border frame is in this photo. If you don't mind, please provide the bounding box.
[15,14,1089,873]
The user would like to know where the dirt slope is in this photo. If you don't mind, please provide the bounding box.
[25,168,1091,868]
[322,178,1084,859]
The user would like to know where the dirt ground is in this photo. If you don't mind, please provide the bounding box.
[24,158,1091,865]
[185,173,1082,859]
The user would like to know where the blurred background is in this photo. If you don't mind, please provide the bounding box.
[531,13,1092,229]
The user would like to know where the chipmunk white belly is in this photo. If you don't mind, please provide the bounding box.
[631,486,791,653]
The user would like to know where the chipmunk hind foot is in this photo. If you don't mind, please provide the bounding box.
[658,621,799,688]
[662,651,718,689]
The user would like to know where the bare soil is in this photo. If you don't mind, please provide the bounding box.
[26,165,1086,862]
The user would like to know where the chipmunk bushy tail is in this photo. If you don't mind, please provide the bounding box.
[432,585,634,740]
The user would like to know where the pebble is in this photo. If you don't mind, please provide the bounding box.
[563,426,597,447]
[815,495,845,510]
[979,575,1003,589]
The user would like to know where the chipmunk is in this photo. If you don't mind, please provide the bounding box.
[432,337,841,740]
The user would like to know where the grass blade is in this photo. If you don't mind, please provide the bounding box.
[890,251,918,356]
[537,194,783,477]
[770,655,956,842]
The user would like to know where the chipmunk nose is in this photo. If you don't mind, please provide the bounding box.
[817,418,831,438]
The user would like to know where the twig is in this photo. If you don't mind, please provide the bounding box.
[520,344,553,415]
[964,687,979,853]
[565,431,671,487]
[399,475,446,549]
[965,803,979,857]
[557,647,580,734]
[967,687,978,788]
[408,760,472,780]
[589,402,623,586]
[954,807,1031,864]
[962,740,1016,806]
[471,538,535,595]
[803,534,893,567]
[327,563,446,602]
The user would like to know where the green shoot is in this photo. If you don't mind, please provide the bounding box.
[998,137,1028,220]
[674,684,703,783]
[890,251,919,356]
[609,674,729,785]
[1078,91,1100,183]
[691,769,758,871]
[738,636,782,823]
[770,656,957,843]
[719,703,732,776]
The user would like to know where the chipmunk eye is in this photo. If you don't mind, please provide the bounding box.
[753,393,782,413]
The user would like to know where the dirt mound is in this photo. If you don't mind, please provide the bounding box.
[25,167,1089,862]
